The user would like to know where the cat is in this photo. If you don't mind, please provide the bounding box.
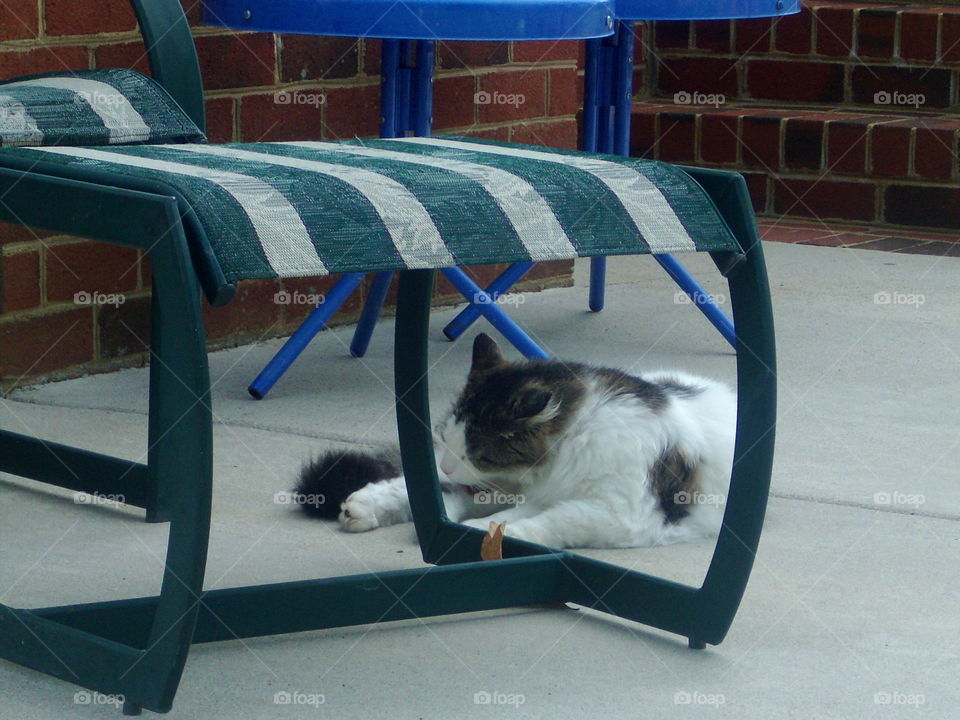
[293,333,737,549]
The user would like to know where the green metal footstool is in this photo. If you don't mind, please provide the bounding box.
[0,0,776,714]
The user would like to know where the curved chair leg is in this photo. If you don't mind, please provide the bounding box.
[0,199,214,713]
[248,273,365,399]
[397,172,775,647]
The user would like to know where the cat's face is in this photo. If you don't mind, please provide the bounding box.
[436,334,582,487]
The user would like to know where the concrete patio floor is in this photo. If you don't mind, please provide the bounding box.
[1,241,957,718]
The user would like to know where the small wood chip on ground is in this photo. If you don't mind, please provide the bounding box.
[480,521,506,560]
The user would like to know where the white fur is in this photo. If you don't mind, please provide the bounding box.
[340,372,736,550]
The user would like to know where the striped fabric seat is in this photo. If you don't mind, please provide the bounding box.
[0,69,206,147]
[0,136,741,302]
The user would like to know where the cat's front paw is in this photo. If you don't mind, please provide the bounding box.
[339,492,380,532]
[459,517,493,532]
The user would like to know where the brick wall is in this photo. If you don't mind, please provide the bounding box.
[632,1,960,229]
[0,1,592,387]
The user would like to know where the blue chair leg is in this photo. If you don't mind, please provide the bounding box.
[442,262,534,341]
[350,271,394,357]
[440,268,549,359]
[588,257,606,312]
[248,273,366,399]
[654,253,736,348]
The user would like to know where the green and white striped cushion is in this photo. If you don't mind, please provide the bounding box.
[0,69,205,147]
[2,137,740,292]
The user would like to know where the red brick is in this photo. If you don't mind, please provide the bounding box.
[195,34,276,91]
[699,114,738,164]
[784,118,823,170]
[815,6,854,57]
[239,91,324,142]
[362,38,381,76]
[941,13,960,62]
[94,41,152,75]
[279,274,363,328]
[654,21,690,50]
[548,67,579,117]
[857,9,897,59]
[898,11,938,62]
[202,279,284,343]
[871,124,911,177]
[629,108,658,158]
[98,294,150,360]
[693,20,731,52]
[884,185,960,229]
[774,178,875,222]
[657,113,696,163]
[0,308,94,379]
[914,126,955,180]
[46,241,139,303]
[774,7,814,55]
[511,40,579,63]
[433,75,477,129]
[279,35,359,83]
[741,116,781,170]
[0,223,54,247]
[205,97,234,143]
[510,120,578,150]
[747,60,844,103]
[742,172,768,214]
[0,250,41,313]
[850,66,950,109]
[656,57,739,99]
[826,121,869,174]
[0,0,39,41]
[734,17,772,53]
[179,0,202,26]
[0,45,88,78]
[45,0,136,36]
[458,126,511,143]
[438,41,508,69]
[323,84,380,139]
[477,70,547,124]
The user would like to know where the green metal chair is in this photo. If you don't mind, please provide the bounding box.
[0,1,776,714]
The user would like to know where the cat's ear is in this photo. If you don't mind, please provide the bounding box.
[511,387,557,424]
[469,333,506,379]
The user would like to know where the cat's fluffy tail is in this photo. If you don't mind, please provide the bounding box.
[294,447,401,519]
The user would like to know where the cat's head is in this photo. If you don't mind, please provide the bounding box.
[436,334,584,488]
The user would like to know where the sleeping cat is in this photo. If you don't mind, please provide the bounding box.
[294,333,736,549]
